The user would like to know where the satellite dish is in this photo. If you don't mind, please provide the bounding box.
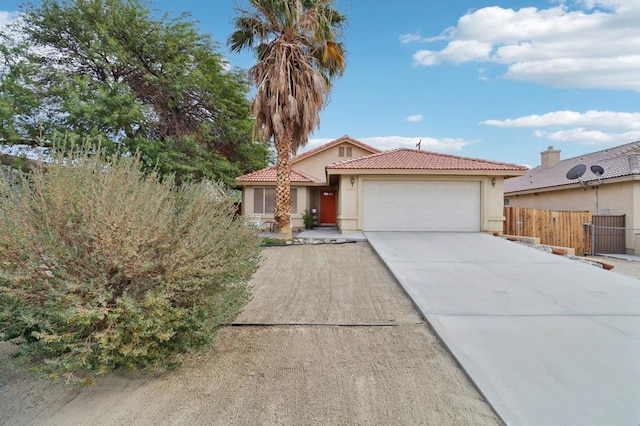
[591,165,604,176]
[566,164,586,180]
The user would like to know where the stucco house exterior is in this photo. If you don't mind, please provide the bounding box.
[237,135,527,233]
[504,141,640,253]
[236,136,381,230]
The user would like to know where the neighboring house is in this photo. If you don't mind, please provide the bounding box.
[504,141,640,253]
[237,135,527,233]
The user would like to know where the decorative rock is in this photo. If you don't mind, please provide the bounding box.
[590,259,614,270]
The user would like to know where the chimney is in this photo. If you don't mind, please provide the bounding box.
[541,146,561,168]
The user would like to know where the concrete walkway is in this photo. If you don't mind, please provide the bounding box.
[295,227,367,241]
[259,226,367,241]
[366,232,640,426]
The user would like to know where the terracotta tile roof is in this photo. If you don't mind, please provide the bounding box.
[236,166,320,183]
[327,148,528,172]
[292,135,381,164]
[505,140,640,194]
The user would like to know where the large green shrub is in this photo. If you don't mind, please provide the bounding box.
[0,147,261,383]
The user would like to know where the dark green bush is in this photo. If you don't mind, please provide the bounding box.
[0,146,261,383]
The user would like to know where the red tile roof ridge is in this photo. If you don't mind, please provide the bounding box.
[328,147,528,170]
[397,148,528,169]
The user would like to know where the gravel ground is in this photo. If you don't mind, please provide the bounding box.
[0,242,502,426]
[590,255,640,279]
[505,237,640,279]
[3,242,635,426]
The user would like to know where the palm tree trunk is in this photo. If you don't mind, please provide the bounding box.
[274,132,293,238]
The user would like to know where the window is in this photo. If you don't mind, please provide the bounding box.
[254,187,297,214]
[254,187,274,214]
[291,188,297,213]
[338,146,353,157]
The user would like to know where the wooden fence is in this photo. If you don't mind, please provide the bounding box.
[503,207,592,256]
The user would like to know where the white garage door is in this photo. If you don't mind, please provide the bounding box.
[363,180,481,232]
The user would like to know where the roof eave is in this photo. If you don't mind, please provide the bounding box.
[327,168,527,176]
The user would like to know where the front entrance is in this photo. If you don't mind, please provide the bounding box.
[320,190,337,224]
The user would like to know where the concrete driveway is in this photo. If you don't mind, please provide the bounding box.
[366,232,640,426]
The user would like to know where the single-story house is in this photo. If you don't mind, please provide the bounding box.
[504,141,640,253]
[237,135,527,233]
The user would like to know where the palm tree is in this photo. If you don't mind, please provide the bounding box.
[229,0,346,238]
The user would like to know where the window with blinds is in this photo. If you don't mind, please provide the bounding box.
[253,187,297,214]
[338,146,353,157]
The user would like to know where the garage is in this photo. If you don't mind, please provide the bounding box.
[362,180,481,232]
[325,147,527,233]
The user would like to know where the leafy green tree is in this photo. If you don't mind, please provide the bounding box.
[229,0,346,237]
[0,143,261,383]
[0,0,268,185]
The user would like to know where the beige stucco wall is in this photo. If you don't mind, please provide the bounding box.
[241,185,309,230]
[337,174,505,233]
[337,175,359,232]
[485,176,507,232]
[505,180,640,252]
[293,144,376,183]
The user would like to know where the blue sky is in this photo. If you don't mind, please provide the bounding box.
[2,0,639,168]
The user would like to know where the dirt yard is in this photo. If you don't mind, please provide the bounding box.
[0,242,502,425]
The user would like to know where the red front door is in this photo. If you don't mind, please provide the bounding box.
[320,190,337,224]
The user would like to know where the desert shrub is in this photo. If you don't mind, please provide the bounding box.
[0,146,261,383]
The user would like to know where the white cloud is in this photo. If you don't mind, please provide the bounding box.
[412,50,440,66]
[483,110,640,145]
[578,0,624,10]
[405,0,640,90]
[405,114,423,122]
[439,40,493,64]
[400,32,447,44]
[505,56,640,90]
[362,136,470,152]
[304,136,471,154]
[537,128,640,145]
[483,110,640,129]
[400,33,424,44]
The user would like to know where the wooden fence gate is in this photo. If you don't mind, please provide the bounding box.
[592,215,626,254]
[503,207,592,256]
